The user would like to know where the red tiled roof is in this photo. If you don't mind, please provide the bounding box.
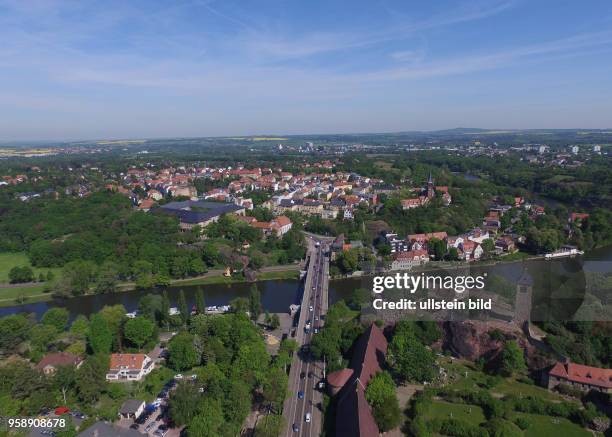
[36,352,82,370]
[549,361,612,389]
[327,368,354,388]
[110,353,147,370]
[334,324,388,437]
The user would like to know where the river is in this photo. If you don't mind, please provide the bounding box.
[1,246,610,321]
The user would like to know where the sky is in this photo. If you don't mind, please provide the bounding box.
[1,0,612,141]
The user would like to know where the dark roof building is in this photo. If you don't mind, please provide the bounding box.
[156,200,245,229]
[328,324,388,437]
[77,422,146,437]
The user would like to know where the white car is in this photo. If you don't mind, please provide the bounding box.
[191,374,198,380]
[309,305,313,312]
[175,374,183,380]
[305,413,311,423]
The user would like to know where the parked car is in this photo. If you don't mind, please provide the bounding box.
[174,374,183,380]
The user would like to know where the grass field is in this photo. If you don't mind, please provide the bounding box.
[438,357,563,401]
[425,401,485,424]
[0,252,60,283]
[518,413,593,437]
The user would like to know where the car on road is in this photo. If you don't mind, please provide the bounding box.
[297,391,304,399]
[145,422,156,433]
[305,412,311,423]
[308,371,314,378]
[309,305,313,311]
[174,373,183,380]
[300,371,306,379]
[292,423,299,432]
[130,424,140,430]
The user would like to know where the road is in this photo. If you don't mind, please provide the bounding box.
[282,235,330,437]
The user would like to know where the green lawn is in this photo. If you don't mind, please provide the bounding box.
[0,284,51,307]
[0,251,61,283]
[425,401,485,425]
[518,413,593,437]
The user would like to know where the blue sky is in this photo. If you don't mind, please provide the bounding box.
[1,0,612,140]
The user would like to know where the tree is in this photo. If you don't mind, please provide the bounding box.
[249,284,262,321]
[75,354,108,403]
[186,398,224,436]
[0,314,32,356]
[95,261,119,293]
[365,371,402,432]
[261,367,288,412]
[499,340,526,376]
[195,288,206,315]
[168,332,200,371]
[69,315,89,339]
[178,289,189,325]
[41,308,69,332]
[88,314,113,354]
[481,238,496,257]
[201,243,220,267]
[168,382,202,426]
[8,266,34,283]
[230,297,249,315]
[138,294,163,322]
[161,290,170,326]
[124,317,157,350]
[29,323,58,352]
[388,328,435,382]
[254,415,285,437]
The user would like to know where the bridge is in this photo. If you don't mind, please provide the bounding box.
[282,234,331,437]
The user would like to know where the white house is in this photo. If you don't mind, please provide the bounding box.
[106,354,154,382]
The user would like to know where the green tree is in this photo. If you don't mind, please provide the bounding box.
[138,294,163,322]
[249,284,262,321]
[388,327,435,382]
[195,288,206,315]
[41,307,69,332]
[178,289,189,325]
[168,382,201,426]
[8,266,34,283]
[95,261,119,293]
[69,315,89,339]
[75,354,108,403]
[499,340,526,376]
[254,415,285,437]
[168,332,200,371]
[88,314,113,354]
[0,314,32,356]
[124,316,157,350]
[365,371,402,432]
[187,398,224,436]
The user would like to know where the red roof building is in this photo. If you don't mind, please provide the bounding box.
[547,360,612,393]
[328,324,388,437]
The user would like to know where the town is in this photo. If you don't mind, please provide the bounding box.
[0,133,611,437]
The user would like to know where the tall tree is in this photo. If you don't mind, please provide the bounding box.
[248,284,262,321]
[178,289,189,325]
[124,317,157,351]
[195,287,206,315]
[87,314,112,354]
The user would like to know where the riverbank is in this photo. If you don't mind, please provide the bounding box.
[0,265,300,308]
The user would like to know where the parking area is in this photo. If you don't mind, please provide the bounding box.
[28,410,87,437]
[120,376,186,437]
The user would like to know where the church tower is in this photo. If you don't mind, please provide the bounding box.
[426,172,435,199]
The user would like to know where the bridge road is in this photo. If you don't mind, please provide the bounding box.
[282,236,330,437]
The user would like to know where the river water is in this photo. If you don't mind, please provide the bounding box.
[1,246,610,321]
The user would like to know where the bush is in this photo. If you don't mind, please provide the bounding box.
[8,266,34,283]
[513,416,530,430]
